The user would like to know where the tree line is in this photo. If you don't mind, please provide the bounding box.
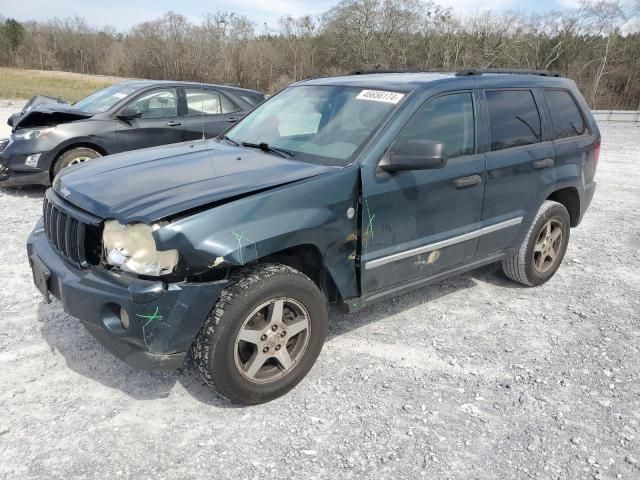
[1,0,639,109]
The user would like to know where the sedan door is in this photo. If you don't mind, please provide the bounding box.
[361,91,486,293]
[181,87,245,140]
[115,87,184,152]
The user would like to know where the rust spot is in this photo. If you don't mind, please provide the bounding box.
[427,250,440,264]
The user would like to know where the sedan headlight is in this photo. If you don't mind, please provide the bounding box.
[102,221,179,276]
[12,127,54,141]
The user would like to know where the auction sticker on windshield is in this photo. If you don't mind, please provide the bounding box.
[356,90,405,104]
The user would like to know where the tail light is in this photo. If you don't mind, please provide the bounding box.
[593,141,601,167]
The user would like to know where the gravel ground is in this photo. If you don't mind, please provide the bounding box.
[0,104,639,480]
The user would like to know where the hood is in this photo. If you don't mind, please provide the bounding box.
[13,103,93,130]
[53,140,334,224]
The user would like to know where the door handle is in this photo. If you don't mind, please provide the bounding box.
[533,158,554,169]
[454,175,482,189]
[166,121,182,127]
[226,117,239,123]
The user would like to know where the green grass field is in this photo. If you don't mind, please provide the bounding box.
[0,68,123,102]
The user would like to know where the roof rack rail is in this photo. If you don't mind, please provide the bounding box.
[456,68,561,77]
[348,69,443,75]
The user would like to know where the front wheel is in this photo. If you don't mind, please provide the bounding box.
[502,200,571,286]
[191,263,328,405]
[52,147,101,177]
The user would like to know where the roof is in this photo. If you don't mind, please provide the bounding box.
[297,71,571,92]
[115,79,263,95]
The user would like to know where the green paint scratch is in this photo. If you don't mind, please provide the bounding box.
[232,231,258,265]
[364,198,375,253]
[232,231,247,264]
[136,306,162,348]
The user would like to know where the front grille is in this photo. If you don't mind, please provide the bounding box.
[0,138,8,153]
[43,195,88,268]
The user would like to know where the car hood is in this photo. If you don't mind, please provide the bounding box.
[53,140,335,224]
[13,103,93,130]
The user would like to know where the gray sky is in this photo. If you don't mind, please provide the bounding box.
[1,0,586,30]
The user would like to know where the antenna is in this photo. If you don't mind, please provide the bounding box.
[201,84,206,141]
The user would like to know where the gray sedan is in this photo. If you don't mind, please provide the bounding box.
[0,80,264,187]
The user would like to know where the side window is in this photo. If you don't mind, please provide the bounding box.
[127,88,178,119]
[185,89,221,116]
[543,89,587,139]
[220,93,240,114]
[240,94,262,106]
[394,92,475,159]
[486,90,541,151]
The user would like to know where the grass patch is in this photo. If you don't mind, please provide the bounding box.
[0,68,124,103]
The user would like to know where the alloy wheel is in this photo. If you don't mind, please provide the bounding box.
[533,218,564,274]
[234,298,310,384]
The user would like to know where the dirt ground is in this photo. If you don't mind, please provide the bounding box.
[0,105,639,480]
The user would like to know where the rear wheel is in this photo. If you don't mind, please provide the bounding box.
[502,200,571,286]
[52,147,101,177]
[191,263,328,404]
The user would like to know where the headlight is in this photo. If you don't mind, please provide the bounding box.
[102,221,179,276]
[13,127,54,141]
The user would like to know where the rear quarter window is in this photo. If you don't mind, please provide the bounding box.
[542,89,588,140]
[240,94,264,107]
[486,90,542,151]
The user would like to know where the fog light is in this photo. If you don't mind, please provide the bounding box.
[25,153,41,168]
[120,308,130,329]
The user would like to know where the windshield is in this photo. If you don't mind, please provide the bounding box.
[225,85,405,166]
[73,83,140,113]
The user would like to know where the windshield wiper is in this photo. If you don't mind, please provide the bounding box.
[240,141,295,159]
[220,135,240,146]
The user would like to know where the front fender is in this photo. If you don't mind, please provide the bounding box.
[155,166,361,300]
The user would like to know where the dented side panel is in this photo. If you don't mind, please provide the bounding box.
[155,166,362,300]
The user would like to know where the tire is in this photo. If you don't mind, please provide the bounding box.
[52,147,101,177]
[191,263,328,405]
[502,200,571,286]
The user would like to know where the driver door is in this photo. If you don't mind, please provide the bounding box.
[115,87,184,152]
[361,91,486,293]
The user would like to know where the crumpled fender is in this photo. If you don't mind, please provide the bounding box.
[13,104,93,130]
[155,165,361,300]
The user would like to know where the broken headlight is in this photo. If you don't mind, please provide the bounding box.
[102,221,179,276]
[12,127,54,141]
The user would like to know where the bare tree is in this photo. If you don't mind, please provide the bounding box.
[0,0,638,109]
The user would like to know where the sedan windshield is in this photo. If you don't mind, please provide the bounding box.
[73,83,139,113]
[224,85,405,166]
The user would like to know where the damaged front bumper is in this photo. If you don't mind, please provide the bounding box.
[0,164,50,186]
[27,219,227,370]
[0,137,52,187]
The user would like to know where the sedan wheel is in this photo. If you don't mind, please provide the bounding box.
[52,147,102,177]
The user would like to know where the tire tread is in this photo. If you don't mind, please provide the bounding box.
[501,200,565,286]
[191,263,315,403]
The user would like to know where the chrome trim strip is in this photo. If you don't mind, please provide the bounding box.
[364,216,523,270]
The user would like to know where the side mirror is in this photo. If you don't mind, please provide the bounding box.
[380,139,447,172]
[117,107,142,121]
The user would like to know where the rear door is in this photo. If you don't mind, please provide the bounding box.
[361,90,486,293]
[115,87,184,152]
[540,88,595,202]
[475,88,555,256]
[181,87,245,140]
